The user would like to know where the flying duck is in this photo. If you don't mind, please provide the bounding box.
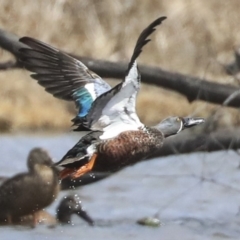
[57,116,204,178]
[18,17,204,178]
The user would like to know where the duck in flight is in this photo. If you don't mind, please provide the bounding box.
[57,116,204,178]
[18,17,204,178]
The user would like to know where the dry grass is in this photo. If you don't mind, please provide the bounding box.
[0,0,240,132]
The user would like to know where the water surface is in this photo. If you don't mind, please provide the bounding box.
[0,133,240,240]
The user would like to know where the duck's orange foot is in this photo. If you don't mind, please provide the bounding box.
[71,153,97,179]
[59,153,97,180]
[59,168,75,179]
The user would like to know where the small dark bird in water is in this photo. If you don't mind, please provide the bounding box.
[56,194,94,226]
[0,148,60,225]
[12,194,94,227]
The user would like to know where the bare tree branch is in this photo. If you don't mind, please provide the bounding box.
[0,60,21,70]
[152,128,240,158]
[0,28,240,108]
[0,29,28,57]
[60,172,110,190]
[0,171,110,190]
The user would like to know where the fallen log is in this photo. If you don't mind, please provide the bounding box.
[153,128,240,158]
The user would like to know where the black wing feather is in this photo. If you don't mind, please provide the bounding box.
[126,16,167,74]
[56,131,102,168]
[18,37,111,102]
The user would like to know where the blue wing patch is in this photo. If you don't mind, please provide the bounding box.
[73,88,94,117]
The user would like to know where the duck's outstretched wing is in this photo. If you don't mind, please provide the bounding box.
[19,16,166,134]
[18,37,111,120]
[81,16,167,139]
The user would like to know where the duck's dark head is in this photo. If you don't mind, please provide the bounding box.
[27,148,53,172]
[154,116,205,137]
[56,194,94,226]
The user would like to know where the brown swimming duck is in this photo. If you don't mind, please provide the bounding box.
[0,148,60,224]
